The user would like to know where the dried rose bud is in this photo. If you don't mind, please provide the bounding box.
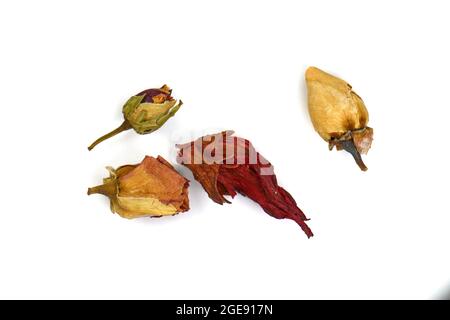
[88,85,183,151]
[177,131,313,238]
[88,156,189,218]
[306,67,373,171]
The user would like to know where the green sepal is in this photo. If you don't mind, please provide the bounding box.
[122,94,146,119]
[133,101,183,134]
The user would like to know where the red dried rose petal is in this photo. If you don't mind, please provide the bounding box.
[177,131,313,238]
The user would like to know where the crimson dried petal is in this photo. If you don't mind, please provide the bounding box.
[177,131,313,238]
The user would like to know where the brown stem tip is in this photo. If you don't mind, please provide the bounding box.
[87,181,116,198]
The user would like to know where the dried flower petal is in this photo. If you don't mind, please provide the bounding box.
[177,131,313,238]
[88,156,189,218]
[306,66,373,171]
[88,85,183,151]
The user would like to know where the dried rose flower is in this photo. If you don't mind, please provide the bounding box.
[88,156,189,218]
[88,85,183,151]
[176,131,313,238]
[306,67,373,171]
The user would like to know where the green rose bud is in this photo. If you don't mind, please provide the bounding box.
[88,85,183,151]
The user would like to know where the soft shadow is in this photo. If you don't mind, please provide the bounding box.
[436,284,450,300]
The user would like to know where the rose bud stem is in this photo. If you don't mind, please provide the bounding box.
[87,120,132,151]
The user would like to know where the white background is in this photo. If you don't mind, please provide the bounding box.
[0,0,449,299]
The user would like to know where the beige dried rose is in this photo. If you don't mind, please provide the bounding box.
[306,66,373,171]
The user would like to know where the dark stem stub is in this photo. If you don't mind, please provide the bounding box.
[339,139,367,171]
[329,132,368,171]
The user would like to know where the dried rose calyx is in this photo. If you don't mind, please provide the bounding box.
[306,67,373,171]
[176,131,313,238]
[88,85,183,151]
[88,156,189,218]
